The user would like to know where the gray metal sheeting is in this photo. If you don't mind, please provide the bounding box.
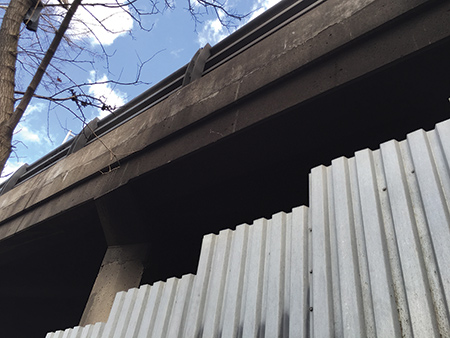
[47,119,450,337]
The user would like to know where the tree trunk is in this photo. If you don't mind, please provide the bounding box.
[0,0,32,176]
[0,0,82,177]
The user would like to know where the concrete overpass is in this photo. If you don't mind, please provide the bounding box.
[0,0,449,335]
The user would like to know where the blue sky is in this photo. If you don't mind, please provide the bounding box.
[1,0,281,182]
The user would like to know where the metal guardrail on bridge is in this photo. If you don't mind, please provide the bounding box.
[0,0,325,194]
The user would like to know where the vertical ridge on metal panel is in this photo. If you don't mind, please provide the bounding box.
[283,212,293,336]
[111,288,138,338]
[136,281,164,337]
[182,234,216,338]
[70,326,82,337]
[263,212,287,337]
[436,119,450,166]
[326,164,344,337]
[354,149,400,337]
[152,277,179,337]
[289,206,309,338]
[381,140,439,336]
[331,157,365,336]
[407,129,450,336]
[241,218,268,337]
[202,229,233,337]
[348,156,376,337]
[124,284,151,337]
[429,126,450,218]
[259,218,271,337]
[310,166,334,337]
[65,327,73,337]
[91,322,105,337]
[78,324,94,338]
[308,173,314,338]
[220,224,249,338]
[166,274,195,337]
[101,291,127,337]
[373,148,413,337]
[61,328,72,338]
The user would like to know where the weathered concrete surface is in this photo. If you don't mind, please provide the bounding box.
[79,243,149,326]
[0,0,449,241]
[1,1,450,335]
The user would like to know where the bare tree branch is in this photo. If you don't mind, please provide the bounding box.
[0,0,248,175]
[13,0,83,127]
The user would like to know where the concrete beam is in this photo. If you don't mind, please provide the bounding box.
[79,243,148,326]
[94,186,150,246]
[0,0,448,241]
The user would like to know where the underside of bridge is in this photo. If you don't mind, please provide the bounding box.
[0,0,449,336]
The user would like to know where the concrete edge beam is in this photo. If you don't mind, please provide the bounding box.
[0,0,448,239]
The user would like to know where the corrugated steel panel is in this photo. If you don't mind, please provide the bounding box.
[46,207,310,338]
[46,322,104,338]
[310,119,450,337]
[47,119,450,337]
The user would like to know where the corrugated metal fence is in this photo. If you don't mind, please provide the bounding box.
[46,119,450,337]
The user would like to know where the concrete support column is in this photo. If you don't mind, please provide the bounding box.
[79,243,148,326]
[80,188,151,326]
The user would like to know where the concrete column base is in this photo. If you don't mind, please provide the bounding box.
[79,243,148,326]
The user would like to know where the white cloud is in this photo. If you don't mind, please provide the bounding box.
[198,17,229,47]
[24,102,46,117]
[88,71,127,119]
[16,126,42,144]
[197,0,282,46]
[171,48,184,58]
[13,104,51,146]
[12,103,54,160]
[190,0,202,8]
[62,0,134,46]
[248,0,281,21]
[0,106,45,182]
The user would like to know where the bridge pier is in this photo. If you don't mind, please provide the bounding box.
[79,188,150,325]
[79,243,148,326]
